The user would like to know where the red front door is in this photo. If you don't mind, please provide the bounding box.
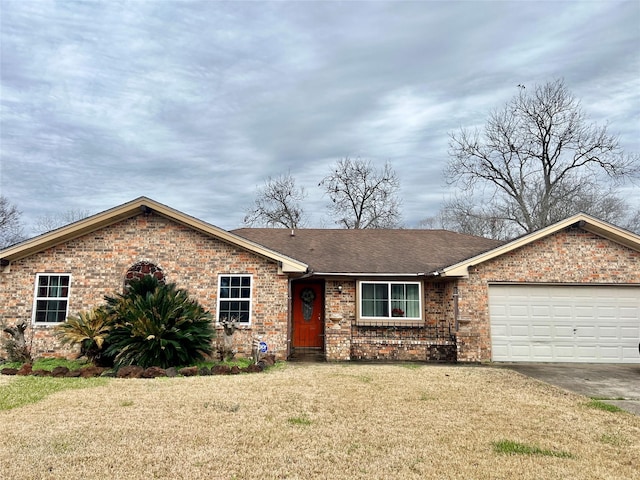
[292,282,324,348]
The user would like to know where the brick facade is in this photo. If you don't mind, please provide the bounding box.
[323,280,353,361]
[454,226,640,362]
[320,226,639,363]
[0,213,289,360]
[3,216,637,365]
[323,279,457,362]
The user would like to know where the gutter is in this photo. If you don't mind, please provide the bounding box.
[309,272,430,278]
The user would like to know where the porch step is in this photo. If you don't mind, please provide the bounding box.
[288,348,326,362]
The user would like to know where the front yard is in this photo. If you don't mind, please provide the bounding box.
[0,363,638,479]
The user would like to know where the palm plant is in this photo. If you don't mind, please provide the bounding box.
[55,308,112,365]
[103,276,215,369]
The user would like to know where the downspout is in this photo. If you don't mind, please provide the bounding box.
[453,286,460,331]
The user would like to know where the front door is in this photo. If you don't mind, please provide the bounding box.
[292,281,324,348]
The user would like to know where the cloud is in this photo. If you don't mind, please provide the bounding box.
[1,0,638,233]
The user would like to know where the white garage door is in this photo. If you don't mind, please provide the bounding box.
[489,285,640,363]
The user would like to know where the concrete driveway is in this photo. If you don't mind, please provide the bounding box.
[494,363,640,415]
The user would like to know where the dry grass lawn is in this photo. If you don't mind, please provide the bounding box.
[1,363,638,480]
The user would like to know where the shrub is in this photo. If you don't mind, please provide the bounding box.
[55,308,112,365]
[103,276,215,369]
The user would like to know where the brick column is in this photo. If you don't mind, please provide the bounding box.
[325,313,351,361]
[456,330,482,362]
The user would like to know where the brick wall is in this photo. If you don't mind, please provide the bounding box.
[323,279,457,362]
[324,280,354,361]
[10,220,634,365]
[350,337,456,362]
[0,213,289,360]
[455,226,640,362]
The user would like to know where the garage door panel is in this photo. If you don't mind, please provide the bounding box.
[531,345,553,358]
[551,306,572,319]
[619,307,639,319]
[621,326,639,337]
[554,346,577,361]
[510,325,530,338]
[598,347,622,360]
[531,305,551,317]
[511,345,535,359]
[576,345,598,358]
[508,305,529,317]
[491,345,509,358]
[598,326,619,339]
[575,306,597,319]
[490,325,508,338]
[553,326,574,339]
[531,325,552,338]
[490,285,640,364]
[575,326,597,340]
[596,306,617,317]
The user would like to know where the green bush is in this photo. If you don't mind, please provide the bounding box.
[103,276,215,369]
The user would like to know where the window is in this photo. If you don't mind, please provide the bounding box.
[33,274,71,324]
[217,274,252,324]
[359,281,422,320]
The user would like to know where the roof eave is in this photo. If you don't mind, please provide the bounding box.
[440,213,640,278]
[308,272,429,278]
[0,200,144,261]
[0,197,308,274]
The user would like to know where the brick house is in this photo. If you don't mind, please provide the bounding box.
[1,197,639,363]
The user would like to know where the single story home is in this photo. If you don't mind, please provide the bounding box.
[1,196,639,363]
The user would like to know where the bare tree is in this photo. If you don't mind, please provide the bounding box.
[430,183,640,240]
[319,157,402,229]
[422,198,514,240]
[0,196,26,248]
[445,79,639,238]
[34,208,92,234]
[623,207,640,235]
[244,173,306,228]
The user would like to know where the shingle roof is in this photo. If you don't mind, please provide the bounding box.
[231,228,504,275]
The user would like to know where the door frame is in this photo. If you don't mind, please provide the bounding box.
[289,279,325,355]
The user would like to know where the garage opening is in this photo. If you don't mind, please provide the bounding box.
[489,284,640,363]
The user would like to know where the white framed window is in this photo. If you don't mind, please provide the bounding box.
[32,274,71,324]
[358,281,422,320]
[217,274,252,324]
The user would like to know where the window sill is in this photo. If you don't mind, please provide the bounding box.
[356,319,424,327]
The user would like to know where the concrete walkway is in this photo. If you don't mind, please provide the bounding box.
[494,363,640,415]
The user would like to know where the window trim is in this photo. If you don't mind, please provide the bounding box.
[357,280,423,325]
[32,273,72,325]
[216,274,253,325]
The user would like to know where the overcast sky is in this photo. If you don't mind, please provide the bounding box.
[1,0,638,234]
